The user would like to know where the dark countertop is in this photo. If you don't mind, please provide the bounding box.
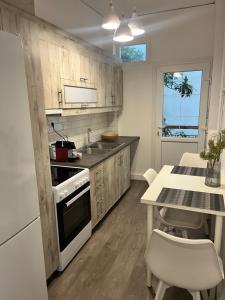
[51,136,140,169]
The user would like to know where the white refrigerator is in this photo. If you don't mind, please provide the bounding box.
[0,31,48,299]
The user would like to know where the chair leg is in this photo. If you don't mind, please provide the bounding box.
[209,288,216,300]
[155,281,168,300]
[201,290,209,300]
[189,291,201,300]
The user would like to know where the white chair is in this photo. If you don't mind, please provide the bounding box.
[179,152,207,168]
[143,169,203,238]
[145,229,224,300]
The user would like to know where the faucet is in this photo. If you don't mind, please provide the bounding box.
[87,128,92,144]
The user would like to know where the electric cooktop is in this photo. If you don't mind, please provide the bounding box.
[51,165,84,186]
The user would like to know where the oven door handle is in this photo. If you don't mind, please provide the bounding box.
[65,186,90,207]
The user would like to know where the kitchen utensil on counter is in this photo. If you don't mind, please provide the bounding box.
[53,141,76,162]
[55,141,68,162]
[101,131,118,142]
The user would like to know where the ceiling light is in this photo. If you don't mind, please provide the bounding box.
[128,8,145,36]
[113,16,134,43]
[102,1,120,30]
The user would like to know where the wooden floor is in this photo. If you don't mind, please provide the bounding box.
[48,180,192,300]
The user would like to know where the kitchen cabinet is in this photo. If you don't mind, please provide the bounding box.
[105,64,123,107]
[113,65,123,106]
[90,146,130,228]
[39,39,62,109]
[116,146,130,200]
[38,28,123,111]
[105,63,114,107]
[90,163,105,227]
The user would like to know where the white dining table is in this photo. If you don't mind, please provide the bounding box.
[141,165,225,289]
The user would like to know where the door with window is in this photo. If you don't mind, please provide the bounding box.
[155,63,210,170]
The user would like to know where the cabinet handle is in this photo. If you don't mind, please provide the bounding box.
[80,77,88,83]
[112,95,115,105]
[58,90,63,104]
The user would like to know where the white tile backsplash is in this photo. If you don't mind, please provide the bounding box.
[47,112,118,149]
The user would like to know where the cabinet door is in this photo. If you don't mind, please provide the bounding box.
[114,66,123,106]
[90,163,105,228]
[104,155,117,209]
[120,146,131,195]
[96,62,106,107]
[117,146,131,198]
[39,39,62,109]
[79,50,95,88]
[105,63,114,107]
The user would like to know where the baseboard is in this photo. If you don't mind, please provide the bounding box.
[131,173,145,181]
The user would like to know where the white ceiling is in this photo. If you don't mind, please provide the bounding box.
[82,0,214,17]
[34,0,215,55]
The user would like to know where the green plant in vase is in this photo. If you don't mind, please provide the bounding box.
[200,129,225,187]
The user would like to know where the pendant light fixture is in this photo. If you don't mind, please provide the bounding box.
[113,15,134,43]
[102,1,120,30]
[128,8,145,36]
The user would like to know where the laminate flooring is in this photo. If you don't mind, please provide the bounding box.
[48,180,192,300]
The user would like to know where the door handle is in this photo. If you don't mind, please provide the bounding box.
[157,126,165,136]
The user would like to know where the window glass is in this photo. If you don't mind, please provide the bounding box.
[120,44,146,63]
[162,71,203,138]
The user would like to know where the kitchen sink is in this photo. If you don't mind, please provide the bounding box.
[80,147,110,155]
[88,141,125,150]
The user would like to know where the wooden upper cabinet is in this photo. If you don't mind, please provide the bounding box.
[38,31,123,110]
[105,63,114,107]
[113,65,123,106]
[95,61,106,107]
[105,63,123,107]
[39,39,62,109]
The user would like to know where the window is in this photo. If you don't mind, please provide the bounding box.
[120,44,147,63]
[162,70,203,138]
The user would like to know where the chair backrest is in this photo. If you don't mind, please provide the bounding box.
[146,229,224,291]
[143,168,157,186]
[179,152,207,168]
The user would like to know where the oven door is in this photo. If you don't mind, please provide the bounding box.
[56,182,91,251]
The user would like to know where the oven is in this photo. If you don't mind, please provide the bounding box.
[56,182,91,251]
[51,165,91,271]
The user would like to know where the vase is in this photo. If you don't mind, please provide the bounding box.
[205,161,221,188]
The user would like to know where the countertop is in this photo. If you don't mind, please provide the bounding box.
[51,136,140,169]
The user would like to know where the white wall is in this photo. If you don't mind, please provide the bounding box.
[208,0,225,131]
[118,5,215,179]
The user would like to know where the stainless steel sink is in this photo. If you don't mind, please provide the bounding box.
[88,141,125,150]
[80,147,110,155]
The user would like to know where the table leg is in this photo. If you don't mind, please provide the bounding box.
[214,216,223,300]
[214,216,223,254]
[146,205,154,287]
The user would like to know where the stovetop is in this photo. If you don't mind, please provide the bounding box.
[51,165,84,187]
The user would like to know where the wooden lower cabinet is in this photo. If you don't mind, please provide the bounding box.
[90,146,130,228]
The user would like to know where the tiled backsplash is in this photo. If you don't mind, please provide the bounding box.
[47,112,118,149]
